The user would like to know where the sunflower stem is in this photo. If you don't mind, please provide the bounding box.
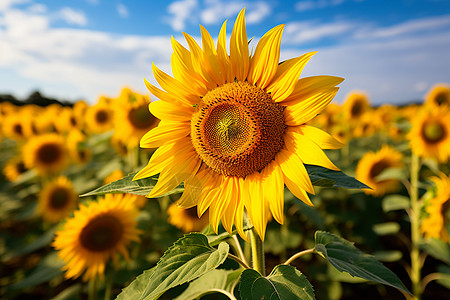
[104,271,114,300]
[88,275,98,300]
[249,227,265,276]
[409,153,422,300]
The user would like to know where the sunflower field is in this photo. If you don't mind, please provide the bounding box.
[1,9,450,300]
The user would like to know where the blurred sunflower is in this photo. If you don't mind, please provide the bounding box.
[168,204,210,233]
[73,100,88,130]
[3,155,28,181]
[408,106,450,163]
[52,194,142,280]
[356,145,404,196]
[113,88,160,147]
[67,129,91,164]
[135,9,344,239]
[23,133,68,175]
[342,91,370,122]
[351,111,377,138]
[421,173,450,242]
[2,113,28,140]
[54,107,81,134]
[85,102,114,134]
[424,83,450,107]
[38,176,77,223]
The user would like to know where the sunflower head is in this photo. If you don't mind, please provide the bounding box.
[356,145,404,196]
[343,91,370,121]
[3,155,28,182]
[38,176,77,223]
[86,102,114,134]
[408,106,450,162]
[52,194,142,280]
[136,8,343,240]
[425,83,450,107]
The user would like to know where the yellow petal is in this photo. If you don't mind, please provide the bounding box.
[144,78,197,107]
[140,122,190,148]
[266,52,316,102]
[285,128,340,171]
[248,24,284,89]
[197,171,222,216]
[200,25,224,86]
[261,160,284,225]
[209,176,233,233]
[217,20,232,83]
[246,172,269,241]
[230,8,249,82]
[221,177,239,233]
[284,87,339,126]
[282,75,344,105]
[297,125,344,149]
[275,149,314,194]
[149,99,194,121]
[234,177,247,240]
[284,175,314,206]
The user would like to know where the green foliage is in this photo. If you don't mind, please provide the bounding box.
[420,238,450,265]
[239,265,315,300]
[116,233,229,300]
[305,165,370,189]
[314,231,410,294]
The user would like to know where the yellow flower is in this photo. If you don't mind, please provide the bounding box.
[104,169,125,184]
[38,176,78,223]
[85,102,114,134]
[136,9,343,239]
[342,91,370,121]
[23,133,68,175]
[52,194,142,280]
[3,155,28,181]
[67,129,91,164]
[424,83,450,107]
[356,145,404,196]
[54,107,81,134]
[168,204,210,233]
[421,173,450,242]
[113,88,160,147]
[408,105,450,163]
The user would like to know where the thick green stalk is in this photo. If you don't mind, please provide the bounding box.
[88,276,98,300]
[249,227,265,276]
[410,153,422,299]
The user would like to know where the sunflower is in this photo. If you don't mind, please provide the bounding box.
[54,107,81,134]
[135,9,344,239]
[424,83,450,107]
[421,172,450,242]
[408,105,450,163]
[52,194,142,280]
[168,204,210,233]
[2,112,28,140]
[38,176,77,223]
[67,129,91,164]
[3,155,28,182]
[356,145,404,196]
[342,91,370,122]
[85,102,114,134]
[23,133,68,175]
[113,88,160,147]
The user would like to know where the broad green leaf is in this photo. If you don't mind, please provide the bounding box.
[382,195,410,212]
[174,269,241,300]
[9,252,63,290]
[436,265,450,289]
[420,238,450,265]
[5,227,56,260]
[206,225,252,247]
[116,233,229,300]
[239,265,315,300]
[314,231,410,294]
[372,222,400,236]
[373,251,403,262]
[80,172,183,197]
[374,167,406,181]
[305,165,369,189]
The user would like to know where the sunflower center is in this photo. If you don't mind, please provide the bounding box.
[79,215,123,252]
[37,143,62,165]
[369,160,389,179]
[422,121,446,143]
[435,92,448,106]
[95,110,110,124]
[17,162,27,174]
[351,101,363,118]
[13,123,23,136]
[49,187,70,209]
[185,207,200,219]
[128,105,157,129]
[191,81,286,178]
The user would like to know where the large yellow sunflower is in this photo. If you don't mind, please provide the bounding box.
[23,133,68,175]
[421,172,450,242]
[135,9,344,239]
[38,176,78,223]
[356,145,404,196]
[52,194,142,280]
[424,83,450,107]
[168,204,210,233]
[408,105,450,163]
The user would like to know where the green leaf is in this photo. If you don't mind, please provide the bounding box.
[373,251,403,262]
[374,167,406,181]
[116,233,229,300]
[305,165,369,189]
[9,252,64,290]
[314,231,410,294]
[382,195,410,212]
[420,238,450,265]
[372,222,400,236]
[239,265,315,300]
[80,172,183,197]
[436,265,450,289]
[175,269,241,300]
[4,227,56,260]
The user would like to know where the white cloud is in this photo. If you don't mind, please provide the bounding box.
[245,2,271,24]
[57,7,88,26]
[117,3,129,18]
[284,20,354,44]
[27,3,46,13]
[0,0,30,12]
[295,0,346,12]
[165,0,198,31]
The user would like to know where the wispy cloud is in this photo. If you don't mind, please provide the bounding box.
[57,7,88,26]
[165,0,198,31]
[117,3,129,19]
[284,20,354,44]
[295,0,346,12]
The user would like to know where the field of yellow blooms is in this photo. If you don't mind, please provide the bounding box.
[1,83,450,300]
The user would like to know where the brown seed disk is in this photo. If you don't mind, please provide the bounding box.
[191,81,286,178]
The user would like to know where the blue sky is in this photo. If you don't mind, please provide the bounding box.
[1,0,449,105]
